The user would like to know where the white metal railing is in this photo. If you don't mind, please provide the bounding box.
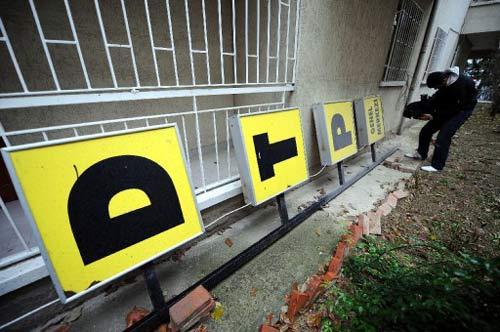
[382,0,424,82]
[0,0,301,293]
[0,0,301,108]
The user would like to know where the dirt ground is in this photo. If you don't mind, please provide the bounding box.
[290,105,500,331]
[383,105,500,257]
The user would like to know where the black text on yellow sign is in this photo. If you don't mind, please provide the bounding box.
[313,101,358,165]
[229,108,309,205]
[354,96,385,147]
[1,125,203,302]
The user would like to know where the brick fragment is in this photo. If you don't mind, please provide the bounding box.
[393,189,409,199]
[357,214,370,235]
[384,193,398,208]
[323,271,337,281]
[259,325,279,332]
[368,211,382,235]
[378,202,392,216]
[328,256,342,275]
[305,275,323,300]
[287,290,309,321]
[169,285,215,332]
[398,164,417,173]
[333,241,347,261]
[351,222,363,244]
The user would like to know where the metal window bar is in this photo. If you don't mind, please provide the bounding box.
[0,0,299,271]
[0,0,299,101]
[29,0,92,90]
[0,18,28,92]
[424,27,448,79]
[382,0,423,82]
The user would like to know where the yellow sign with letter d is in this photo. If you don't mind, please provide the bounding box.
[1,125,203,303]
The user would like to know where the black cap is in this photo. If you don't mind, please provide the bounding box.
[426,71,447,88]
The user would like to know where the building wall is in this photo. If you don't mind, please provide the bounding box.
[287,0,433,168]
[462,0,500,34]
[0,0,440,168]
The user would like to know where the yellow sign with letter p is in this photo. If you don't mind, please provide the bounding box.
[313,101,358,165]
[1,125,203,302]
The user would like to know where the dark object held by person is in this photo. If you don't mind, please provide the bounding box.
[403,95,433,119]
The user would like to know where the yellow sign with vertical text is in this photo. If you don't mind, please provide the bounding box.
[363,96,385,144]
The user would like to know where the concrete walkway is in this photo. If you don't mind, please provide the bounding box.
[26,122,423,332]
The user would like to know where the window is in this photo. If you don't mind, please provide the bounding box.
[382,0,424,82]
[424,27,448,78]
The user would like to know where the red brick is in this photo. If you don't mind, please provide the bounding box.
[323,271,337,281]
[398,165,417,173]
[357,214,370,235]
[305,275,323,300]
[333,241,347,261]
[349,222,363,245]
[328,256,342,275]
[384,193,398,208]
[368,211,382,235]
[378,202,392,216]
[393,189,409,199]
[259,324,279,332]
[287,290,309,321]
[169,286,213,328]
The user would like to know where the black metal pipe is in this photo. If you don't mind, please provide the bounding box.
[370,144,376,162]
[142,264,166,310]
[337,161,344,185]
[276,193,289,224]
[125,147,398,332]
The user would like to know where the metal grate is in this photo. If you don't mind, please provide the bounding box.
[424,27,448,79]
[382,0,423,82]
[0,0,301,108]
[0,0,302,273]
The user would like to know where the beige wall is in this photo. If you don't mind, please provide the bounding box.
[1,0,436,166]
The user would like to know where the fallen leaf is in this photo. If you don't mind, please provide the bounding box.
[211,302,224,321]
[250,287,257,297]
[126,307,150,328]
[265,312,274,325]
[305,311,322,328]
[315,229,321,237]
[194,324,208,332]
[224,238,233,247]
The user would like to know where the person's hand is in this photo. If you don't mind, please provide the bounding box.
[418,113,433,121]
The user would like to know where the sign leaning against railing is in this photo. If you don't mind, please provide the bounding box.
[1,124,203,303]
[229,108,309,206]
[312,101,358,166]
[354,95,385,148]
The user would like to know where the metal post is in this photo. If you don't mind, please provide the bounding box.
[142,263,166,310]
[276,192,288,223]
[337,161,344,185]
[370,144,376,162]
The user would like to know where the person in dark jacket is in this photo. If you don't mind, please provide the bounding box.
[405,70,478,172]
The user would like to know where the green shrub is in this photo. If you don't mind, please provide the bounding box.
[321,238,500,332]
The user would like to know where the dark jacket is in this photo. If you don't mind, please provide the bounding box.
[429,75,478,121]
